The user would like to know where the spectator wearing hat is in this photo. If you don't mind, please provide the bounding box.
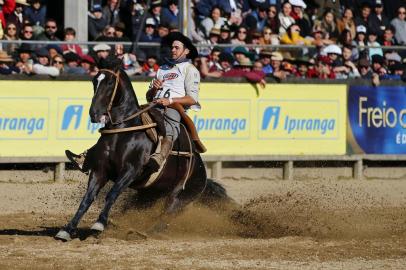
[114,22,130,41]
[102,0,121,26]
[385,52,402,68]
[258,49,273,75]
[353,25,368,59]
[368,0,389,40]
[232,46,254,66]
[200,6,226,38]
[5,0,29,34]
[293,56,314,78]
[61,27,84,57]
[32,47,59,76]
[358,58,373,79]
[270,51,289,80]
[36,18,59,42]
[63,52,85,75]
[146,0,162,27]
[289,0,312,37]
[161,0,179,29]
[218,24,231,44]
[0,50,20,75]
[265,5,280,35]
[278,1,295,35]
[0,0,15,30]
[140,17,160,43]
[80,55,98,76]
[371,54,387,76]
[337,7,356,39]
[391,6,406,45]
[15,43,34,74]
[198,27,220,57]
[93,43,111,61]
[367,29,383,59]
[88,4,108,40]
[24,0,45,28]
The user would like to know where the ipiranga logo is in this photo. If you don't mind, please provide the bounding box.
[259,100,338,139]
[57,101,103,138]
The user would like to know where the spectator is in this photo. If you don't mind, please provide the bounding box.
[93,43,111,61]
[140,18,159,42]
[324,44,342,66]
[218,24,231,44]
[206,47,221,70]
[265,5,279,34]
[368,0,389,40]
[5,0,29,34]
[367,30,383,59]
[46,44,62,60]
[293,56,312,78]
[60,27,83,57]
[289,0,311,37]
[270,51,288,80]
[142,53,159,77]
[0,0,16,30]
[200,51,233,78]
[244,6,268,33]
[259,26,277,46]
[63,52,85,75]
[147,0,162,27]
[354,2,371,28]
[337,7,356,38]
[317,9,339,42]
[314,0,341,19]
[390,6,406,45]
[358,57,373,78]
[51,54,64,74]
[371,54,387,76]
[115,43,142,76]
[353,25,368,59]
[32,47,59,76]
[200,6,226,38]
[102,0,120,26]
[0,50,20,74]
[278,1,295,35]
[195,0,244,21]
[114,22,130,41]
[280,23,311,46]
[232,46,253,65]
[337,29,358,59]
[157,22,170,39]
[223,58,266,87]
[342,44,357,62]
[80,54,98,76]
[95,25,116,41]
[15,43,34,74]
[36,18,59,42]
[311,27,334,48]
[20,23,35,51]
[88,4,108,40]
[258,49,273,75]
[2,22,19,54]
[231,25,249,45]
[161,0,179,28]
[125,0,146,40]
[385,52,402,70]
[24,0,46,28]
[382,25,397,47]
[315,55,335,79]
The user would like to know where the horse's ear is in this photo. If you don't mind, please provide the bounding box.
[97,56,123,71]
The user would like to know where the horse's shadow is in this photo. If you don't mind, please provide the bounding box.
[0,227,97,241]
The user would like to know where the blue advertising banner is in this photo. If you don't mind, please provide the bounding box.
[348,86,406,154]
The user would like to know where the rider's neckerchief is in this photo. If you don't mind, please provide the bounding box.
[161,57,190,69]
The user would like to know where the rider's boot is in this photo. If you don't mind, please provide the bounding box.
[148,136,173,172]
[65,150,89,174]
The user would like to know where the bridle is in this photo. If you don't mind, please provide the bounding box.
[97,69,156,127]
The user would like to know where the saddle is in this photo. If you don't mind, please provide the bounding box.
[140,103,207,153]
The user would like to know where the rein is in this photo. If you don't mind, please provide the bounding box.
[98,69,157,134]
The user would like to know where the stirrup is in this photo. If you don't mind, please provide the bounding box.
[65,150,88,174]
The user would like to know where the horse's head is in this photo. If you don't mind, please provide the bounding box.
[89,57,138,125]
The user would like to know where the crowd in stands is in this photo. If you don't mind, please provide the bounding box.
[0,0,406,85]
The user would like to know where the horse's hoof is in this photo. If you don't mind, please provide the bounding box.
[55,230,72,242]
[91,222,105,232]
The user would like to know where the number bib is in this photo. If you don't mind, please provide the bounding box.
[154,62,190,99]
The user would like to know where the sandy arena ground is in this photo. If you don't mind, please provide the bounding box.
[0,175,406,269]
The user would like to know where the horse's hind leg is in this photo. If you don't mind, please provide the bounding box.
[55,171,107,241]
[91,169,139,233]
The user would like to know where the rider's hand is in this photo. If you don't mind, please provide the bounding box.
[154,98,172,106]
[152,79,163,90]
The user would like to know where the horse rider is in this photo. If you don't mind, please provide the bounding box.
[65,32,201,173]
[146,31,201,171]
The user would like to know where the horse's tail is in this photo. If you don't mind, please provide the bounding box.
[199,178,236,208]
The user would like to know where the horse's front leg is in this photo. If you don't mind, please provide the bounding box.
[55,170,107,241]
[90,168,139,233]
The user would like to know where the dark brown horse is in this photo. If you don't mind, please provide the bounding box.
[55,58,229,241]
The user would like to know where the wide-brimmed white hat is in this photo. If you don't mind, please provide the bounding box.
[93,43,111,52]
[16,0,30,6]
[289,0,306,8]
[323,44,342,55]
